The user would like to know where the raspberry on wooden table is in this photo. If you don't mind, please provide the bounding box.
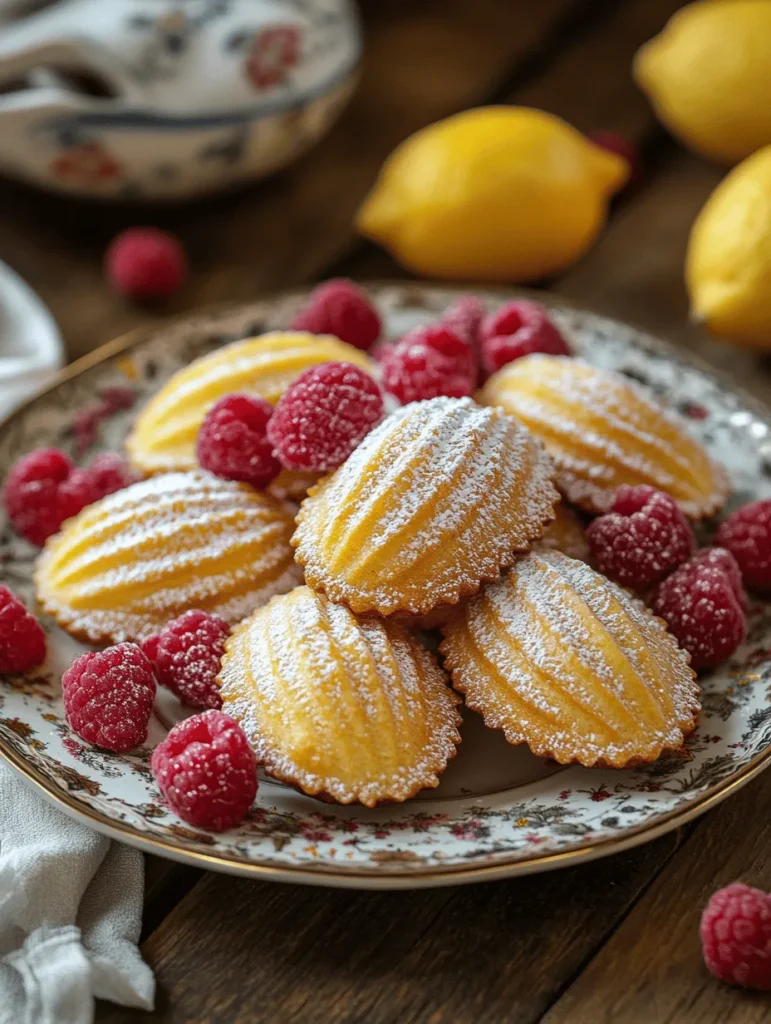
[143,609,229,710]
[701,883,771,990]
[151,710,258,831]
[196,393,281,489]
[3,448,96,546]
[290,278,381,351]
[480,300,571,374]
[716,499,771,592]
[267,361,384,473]
[62,643,156,752]
[87,451,142,500]
[0,585,46,674]
[441,295,486,347]
[379,323,477,404]
[651,547,747,670]
[105,227,188,300]
[586,484,695,588]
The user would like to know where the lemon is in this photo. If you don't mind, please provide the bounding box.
[355,106,628,283]
[687,145,771,349]
[634,1,771,165]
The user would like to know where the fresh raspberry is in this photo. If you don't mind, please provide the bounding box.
[379,324,477,404]
[196,393,281,489]
[588,130,640,188]
[716,499,771,592]
[142,609,229,710]
[441,295,486,347]
[87,452,141,500]
[62,643,156,752]
[694,546,749,610]
[701,883,771,990]
[151,710,257,831]
[0,585,46,674]
[480,300,571,374]
[290,278,381,351]
[267,361,384,472]
[3,448,96,545]
[105,227,188,300]
[586,485,695,588]
[651,547,747,670]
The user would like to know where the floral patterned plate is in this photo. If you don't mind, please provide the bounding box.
[2,283,771,890]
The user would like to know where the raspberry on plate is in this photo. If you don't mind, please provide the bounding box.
[62,643,156,752]
[151,710,257,831]
[143,609,229,710]
[716,499,771,592]
[196,393,281,489]
[651,547,747,670]
[290,278,381,351]
[267,361,384,473]
[480,300,571,374]
[379,323,477,404]
[586,484,695,588]
[0,585,46,674]
[701,883,771,990]
[87,451,141,500]
[441,295,486,347]
[3,448,96,546]
[105,227,188,300]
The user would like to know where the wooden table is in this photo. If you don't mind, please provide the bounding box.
[2,3,770,1021]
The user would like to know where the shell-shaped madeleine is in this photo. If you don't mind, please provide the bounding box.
[126,331,375,475]
[219,586,461,806]
[293,396,559,617]
[534,501,589,562]
[440,550,699,768]
[35,471,301,644]
[478,354,729,517]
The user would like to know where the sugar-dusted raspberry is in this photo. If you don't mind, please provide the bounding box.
[651,547,747,670]
[379,324,477,404]
[586,484,695,588]
[143,609,229,710]
[62,643,156,752]
[290,278,381,351]
[0,585,46,674]
[693,546,749,610]
[151,710,257,831]
[87,451,141,501]
[105,227,187,300]
[267,361,384,472]
[701,883,771,990]
[441,295,486,347]
[196,393,281,489]
[3,448,96,546]
[716,499,771,592]
[480,300,571,374]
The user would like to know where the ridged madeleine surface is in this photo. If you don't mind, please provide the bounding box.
[126,331,375,475]
[440,550,699,768]
[35,471,301,644]
[534,501,589,562]
[479,354,728,517]
[219,586,461,806]
[293,396,559,616]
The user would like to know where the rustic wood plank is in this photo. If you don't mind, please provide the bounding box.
[141,857,204,943]
[539,771,771,1024]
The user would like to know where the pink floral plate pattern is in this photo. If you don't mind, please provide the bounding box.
[1,284,770,890]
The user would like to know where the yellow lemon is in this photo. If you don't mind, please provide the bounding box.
[634,1,771,165]
[687,145,771,349]
[355,106,628,283]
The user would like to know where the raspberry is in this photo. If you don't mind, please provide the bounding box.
[87,452,141,500]
[480,300,571,374]
[586,485,695,588]
[3,448,96,545]
[716,499,771,592]
[196,394,281,489]
[651,547,747,670]
[290,278,381,351]
[105,227,187,300]
[151,710,257,831]
[379,324,477,404]
[0,585,46,674]
[62,643,156,752]
[267,361,384,472]
[142,609,229,710]
[441,295,486,347]
[701,883,771,990]
[588,130,640,188]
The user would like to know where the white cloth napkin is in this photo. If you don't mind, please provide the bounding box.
[0,758,155,1023]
